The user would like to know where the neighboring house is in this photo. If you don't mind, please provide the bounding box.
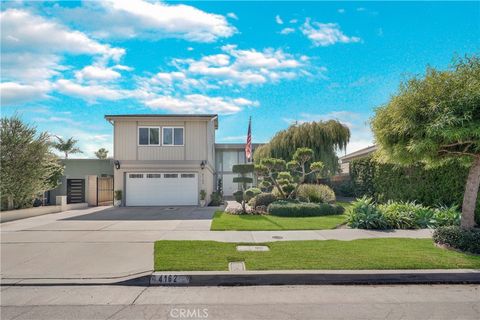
[338,145,378,174]
[215,143,261,196]
[48,159,114,206]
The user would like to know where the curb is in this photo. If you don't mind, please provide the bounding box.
[150,269,480,286]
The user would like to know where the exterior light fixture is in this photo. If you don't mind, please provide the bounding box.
[200,160,206,170]
[114,160,121,170]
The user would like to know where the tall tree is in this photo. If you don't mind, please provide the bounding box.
[52,136,83,159]
[254,120,350,175]
[371,56,480,229]
[95,148,109,159]
[0,116,64,210]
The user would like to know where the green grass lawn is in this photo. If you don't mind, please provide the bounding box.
[211,212,347,230]
[154,239,480,271]
[211,202,352,231]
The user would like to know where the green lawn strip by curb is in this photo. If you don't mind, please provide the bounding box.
[211,212,348,231]
[154,239,480,271]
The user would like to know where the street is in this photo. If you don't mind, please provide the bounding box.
[1,284,479,320]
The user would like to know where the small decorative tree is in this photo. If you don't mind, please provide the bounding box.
[95,148,109,159]
[52,136,83,159]
[232,164,255,213]
[255,147,324,199]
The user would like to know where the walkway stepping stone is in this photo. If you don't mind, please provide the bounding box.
[228,261,246,271]
[236,245,270,252]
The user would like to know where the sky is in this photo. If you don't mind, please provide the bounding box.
[1,1,479,158]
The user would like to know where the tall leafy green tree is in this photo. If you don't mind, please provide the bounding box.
[52,136,83,159]
[0,116,64,210]
[95,148,109,159]
[371,56,480,229]
[254,120,350,175]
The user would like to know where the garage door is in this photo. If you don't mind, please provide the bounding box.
[126,172,198,206]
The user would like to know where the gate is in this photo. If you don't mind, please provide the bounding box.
[97,176,114,206]
[67,179,85,204]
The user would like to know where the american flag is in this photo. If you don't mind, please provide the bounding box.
[245,116,252,162]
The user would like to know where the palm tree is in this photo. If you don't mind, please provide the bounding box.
[52,136,83,159]
[95,148,109,159]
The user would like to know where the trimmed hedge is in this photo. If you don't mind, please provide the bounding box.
[267,200,344,217]
[250,193,277,209]
[350,157,480,225]
[433,226,480,254]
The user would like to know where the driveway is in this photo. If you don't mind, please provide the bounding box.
[1,206,218,282]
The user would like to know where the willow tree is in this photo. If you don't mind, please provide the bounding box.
[254,120,350,175]
[371,56,480,229]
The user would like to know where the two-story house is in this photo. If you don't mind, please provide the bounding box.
[105,114,218,206]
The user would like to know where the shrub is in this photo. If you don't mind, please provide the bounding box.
[347,197,389,229]
[433,226,480,254]
[245,187,261,202]
[209,192,223,206]
[297,184,336,204]
[433,205,461,227]
[267,200,342,217]
[114,190,122,201]
[250,193,277,209]
[379,201,434,229]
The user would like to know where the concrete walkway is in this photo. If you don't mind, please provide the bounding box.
[1,206,433,282]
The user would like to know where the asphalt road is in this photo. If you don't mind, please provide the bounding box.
[1,284,479,320]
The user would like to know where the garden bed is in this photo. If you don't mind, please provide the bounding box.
[154,239,480,271]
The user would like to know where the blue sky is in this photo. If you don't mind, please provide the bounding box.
[1,1,479,158]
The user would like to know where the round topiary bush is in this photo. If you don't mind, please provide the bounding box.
[250,192,277,209]
[433,226,480,254]
[245,187,261,202]
[297,184,336,203]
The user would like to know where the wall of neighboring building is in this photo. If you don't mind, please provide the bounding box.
[49,159,113,205]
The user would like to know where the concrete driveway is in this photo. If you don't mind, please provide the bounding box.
[1,206,218,282]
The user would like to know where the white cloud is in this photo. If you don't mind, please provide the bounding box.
[275,15,283,24]
[55,0,236,42]
[227,12,238,20]
[1,9,124,61]
[0,82,51,105]
[143,45,311,92]
[301,19,361,46]
[144,94,259,114]
[280,27,295,35]
[338,9,345,14]
[55,79,128,102]
[75,65,121,82]
[289,19,298,24]
[218,135,247,142]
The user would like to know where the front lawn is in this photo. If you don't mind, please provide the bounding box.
[211,211,347,230]
[154,239,480,271]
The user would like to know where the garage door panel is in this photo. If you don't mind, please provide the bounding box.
[126,172,198,206]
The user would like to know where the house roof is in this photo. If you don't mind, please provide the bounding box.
[105,114,218,128]
[339,145,377,162]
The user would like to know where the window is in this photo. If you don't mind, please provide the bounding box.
[162,127,184,146]
[138,127,160,145]
[129,174,143,178]
[164,173,178,178]
[146,174,161,178]
[181,173,195,178]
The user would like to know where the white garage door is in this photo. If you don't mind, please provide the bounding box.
[126,172,198,206]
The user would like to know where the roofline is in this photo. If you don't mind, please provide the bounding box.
[339,145,377,161]
[215,143,263,149]
[105,114,218,129]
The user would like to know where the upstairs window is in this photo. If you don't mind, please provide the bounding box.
[163,127,184,146]
[139,127,160,145]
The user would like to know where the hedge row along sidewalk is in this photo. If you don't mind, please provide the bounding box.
[154,239,480,271]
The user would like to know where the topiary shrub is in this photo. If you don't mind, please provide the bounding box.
[433,226,480,254]
[346,196,389,229]
[297,184,336,204]
[209,192,223,206]
[250,193,277,209]
[267,200,342,217]
[245,187,261,202]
